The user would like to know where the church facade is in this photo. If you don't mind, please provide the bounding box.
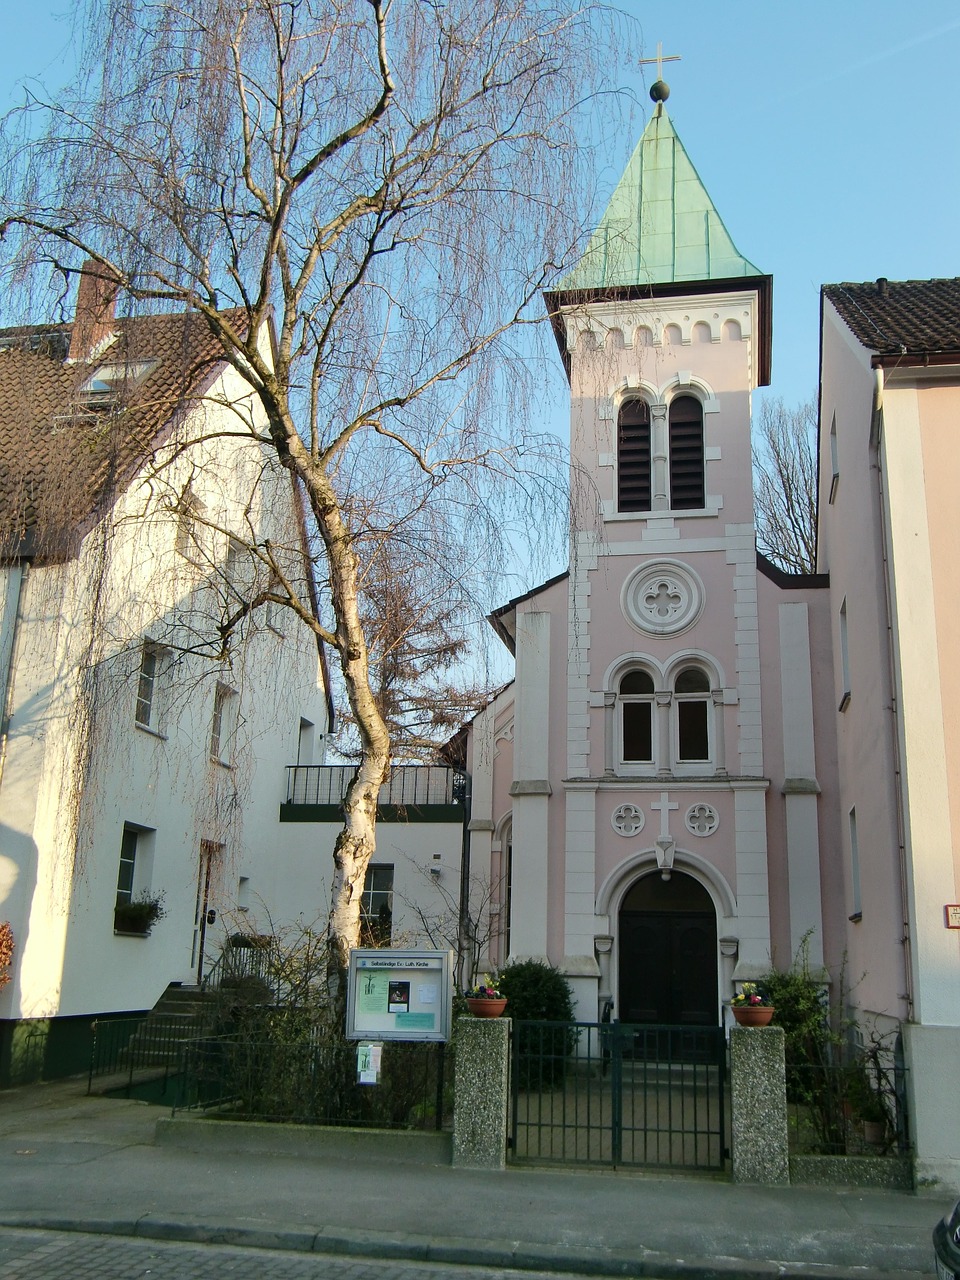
[464,100,960,1187]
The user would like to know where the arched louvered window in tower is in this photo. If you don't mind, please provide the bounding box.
[669,396,705,510]
[617,399,651,512]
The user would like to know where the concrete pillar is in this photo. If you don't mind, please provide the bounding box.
[730,1025,789,1185]
[452,1016,510,1170]
[778,602,824,967]
[510,610,551,956]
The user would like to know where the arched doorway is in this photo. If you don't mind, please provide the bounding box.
[618,871,718,1025]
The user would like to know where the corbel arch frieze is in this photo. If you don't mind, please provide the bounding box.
[561,297,754,354]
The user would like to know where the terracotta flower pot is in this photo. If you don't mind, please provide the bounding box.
[732,1005,775,1027]
[466,997,507,1018]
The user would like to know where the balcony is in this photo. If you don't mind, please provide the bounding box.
[280,764,467,823]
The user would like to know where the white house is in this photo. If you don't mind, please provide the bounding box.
[0,264,334,1082]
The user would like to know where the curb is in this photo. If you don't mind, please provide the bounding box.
[0,1213,931,1280]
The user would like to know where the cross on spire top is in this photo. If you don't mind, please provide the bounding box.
[638,42,681,106]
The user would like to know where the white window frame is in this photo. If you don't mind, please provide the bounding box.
[618,669,656,773]
[829,413,840,504]
[115,822,156,906]
[848,807,862,920]
[175,486,205,561]
[838,597,851,711]
[360,864,394,944]
[210,683,239,766]
[135,641,169,734]
[671,665,713,775]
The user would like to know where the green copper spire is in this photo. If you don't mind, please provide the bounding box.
[557,107,762,291]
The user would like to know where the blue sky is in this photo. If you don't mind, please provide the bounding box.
[3,2,958,415]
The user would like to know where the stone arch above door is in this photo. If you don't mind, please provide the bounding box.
[596,846,737,926]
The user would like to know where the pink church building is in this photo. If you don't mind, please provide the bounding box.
[464,97,960,1188]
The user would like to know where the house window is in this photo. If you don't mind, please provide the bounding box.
[668,396,705,509]
[620,669,655,763]
[360,864,394,945]
[115,822,155,905]
[675,666,711,763]
[829,413,840,504]
[175,486,204,559]
[224,537,249,594]
[617,399,651,512]
[116,825,139,906]
[210,683,239,764]
[839,598,851,711]
[848,807,862,920]
[135,641,167,730]
[79,359,158,412]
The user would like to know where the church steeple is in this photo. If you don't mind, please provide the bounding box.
[557,107,763,293]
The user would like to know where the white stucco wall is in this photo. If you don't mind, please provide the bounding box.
[0,347,329,1021]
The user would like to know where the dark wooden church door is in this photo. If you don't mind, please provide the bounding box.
[618,872,718,1025]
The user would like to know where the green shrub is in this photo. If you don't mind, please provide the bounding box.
[498,959,576,1088]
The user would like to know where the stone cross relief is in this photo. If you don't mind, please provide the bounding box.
[650,791,678,879]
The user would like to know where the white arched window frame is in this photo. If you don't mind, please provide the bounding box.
[616,395,653,513]
[674,665,712,766]
[667,393,706,510]
[618,668,656,768]
[603,656,665,776]
[605,653,726,778]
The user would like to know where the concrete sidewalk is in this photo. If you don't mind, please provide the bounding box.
[0,1077,945,1278]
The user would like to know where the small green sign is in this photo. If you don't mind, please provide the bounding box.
[395,1012,435,1030]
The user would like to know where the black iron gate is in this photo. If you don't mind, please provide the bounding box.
[510,1020,727,1170]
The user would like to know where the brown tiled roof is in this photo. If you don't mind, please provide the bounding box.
[823,278,960,359]
[0,310,239,562]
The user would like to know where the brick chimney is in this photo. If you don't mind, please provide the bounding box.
[67,259,120,363]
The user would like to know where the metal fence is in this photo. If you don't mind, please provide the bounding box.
[174,1032,451,1131]
[511,1021,727,1170]
[285,764,465,808]
[201,937,281,1002]
[88,1013,207,1095]
[785,1060,910,1156]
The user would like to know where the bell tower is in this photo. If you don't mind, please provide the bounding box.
[539,81,778,1018]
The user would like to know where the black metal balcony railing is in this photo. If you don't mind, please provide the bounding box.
[284,764,466,810]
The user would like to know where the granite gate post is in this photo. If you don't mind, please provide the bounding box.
[730,1024,790,1185]
[452,1016,510,1169]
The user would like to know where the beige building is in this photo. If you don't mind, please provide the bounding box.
[819,278,960,1188]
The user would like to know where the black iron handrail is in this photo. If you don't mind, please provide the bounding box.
[285,764,466,807]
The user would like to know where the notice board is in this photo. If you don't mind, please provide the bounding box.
[346,948,453,1042]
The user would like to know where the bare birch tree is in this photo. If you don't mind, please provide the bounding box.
[0,0,623,986]
[753,395,818,575]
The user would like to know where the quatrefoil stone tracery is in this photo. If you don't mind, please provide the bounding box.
[622,560,704,636]
[643,579,684,620]
[612,804,645,837]
[685,803,719,837]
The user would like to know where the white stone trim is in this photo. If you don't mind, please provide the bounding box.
[595,846,738,923]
